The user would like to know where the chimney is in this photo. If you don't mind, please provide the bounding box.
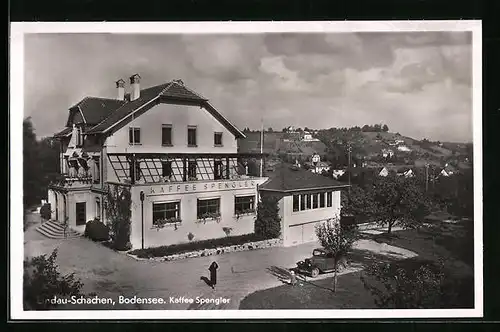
[116,79,125,101]
[130,74,141,101]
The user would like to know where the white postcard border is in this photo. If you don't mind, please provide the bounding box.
[10,20,483,320]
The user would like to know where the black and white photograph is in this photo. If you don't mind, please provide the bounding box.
[10,21,482,320]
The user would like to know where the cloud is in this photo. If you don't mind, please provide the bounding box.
[23,31,473,142]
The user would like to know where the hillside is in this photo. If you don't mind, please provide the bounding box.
[238,129,471,171]
[238,132,328,159]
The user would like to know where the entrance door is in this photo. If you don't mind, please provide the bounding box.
[62,194,67,223]
[55,194,59,221]
[76,202,86,226]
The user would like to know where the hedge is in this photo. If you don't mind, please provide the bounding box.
[129,233,270,259]
[84,219,109,242]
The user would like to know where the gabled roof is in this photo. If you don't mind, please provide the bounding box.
[85,82,172,134]
[160,80,207,102]
[53,127,72,138]
[260,163,349,193]
[56,80,244,139]
[67,97,126,126]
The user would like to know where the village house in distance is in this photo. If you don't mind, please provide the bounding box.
[46,75,349,249]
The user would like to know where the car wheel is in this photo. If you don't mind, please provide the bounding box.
[310,267,320,278]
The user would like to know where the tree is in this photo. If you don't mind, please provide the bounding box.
[23,118,61,209]
[382,124,389,132]
[24,249,84,310]
[360,260,447,308]
[341,185,373,218]
[24,117,41,208]
[267,127,274,132]
[254,194,281,239]
[431,170,473,218]
[315,219,358,292]
[363,174,431,234]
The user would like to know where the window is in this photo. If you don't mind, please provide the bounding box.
[76,202,86,226]
[300,194,306,211]
[76,127,83,147]
[93,157,100,184]
[129,127,141,145]
[214,132,223,146]
[197,198,220,219]
[188,159,197,179]
[187,126,197,146]
[162,161,172,178]
[162,124,172,146]
[153,201,181,225]
[96,198,101,219]
[312,194,319,209]
[293,195,299,212]
[293,192,329,212]
[214,159,223,180]
[235,196,255,214]
[306,194,312,209]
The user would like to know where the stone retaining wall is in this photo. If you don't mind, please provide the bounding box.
[127,238,283,262]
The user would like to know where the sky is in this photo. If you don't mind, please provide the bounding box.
[24,31,473,142]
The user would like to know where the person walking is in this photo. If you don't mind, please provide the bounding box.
[209,261,219,290]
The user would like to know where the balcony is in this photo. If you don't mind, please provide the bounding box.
[107,152,267,185]
[49,172,99,189]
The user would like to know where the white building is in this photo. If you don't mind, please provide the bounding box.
[381,149,394,158]
[48,75,267,249]
[302,131,320,142]
[397,145,412,152]
[260,164,349,247]
[331,169,346,179]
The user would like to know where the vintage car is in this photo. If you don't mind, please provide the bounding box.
[296,248,349,278]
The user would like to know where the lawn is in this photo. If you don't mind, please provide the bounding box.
[240,271,377,309]
[239,219,474,309]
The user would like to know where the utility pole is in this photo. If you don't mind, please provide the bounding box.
[348,143,352,195]
[259,116,264,177]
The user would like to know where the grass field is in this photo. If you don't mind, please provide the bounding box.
[239,219,474,309]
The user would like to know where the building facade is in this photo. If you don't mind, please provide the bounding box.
[260,164,349,247]
[48,75,266,249]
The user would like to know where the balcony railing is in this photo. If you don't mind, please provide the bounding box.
[107,152,267,185]
[50,174,95,188]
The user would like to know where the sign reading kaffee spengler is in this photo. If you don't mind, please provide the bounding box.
[147,179,258,195]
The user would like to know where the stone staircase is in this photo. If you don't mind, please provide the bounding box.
[36,220,83,239]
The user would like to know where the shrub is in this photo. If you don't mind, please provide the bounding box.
[254,195,281,239]
[360,258,473,309]
[129,233,268,258]
[187,232,195,241]
[84,218,109,242]
[104,185,132,251]
[24,249,84,310]
[222,227,233,236]
[40,203,51,221]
